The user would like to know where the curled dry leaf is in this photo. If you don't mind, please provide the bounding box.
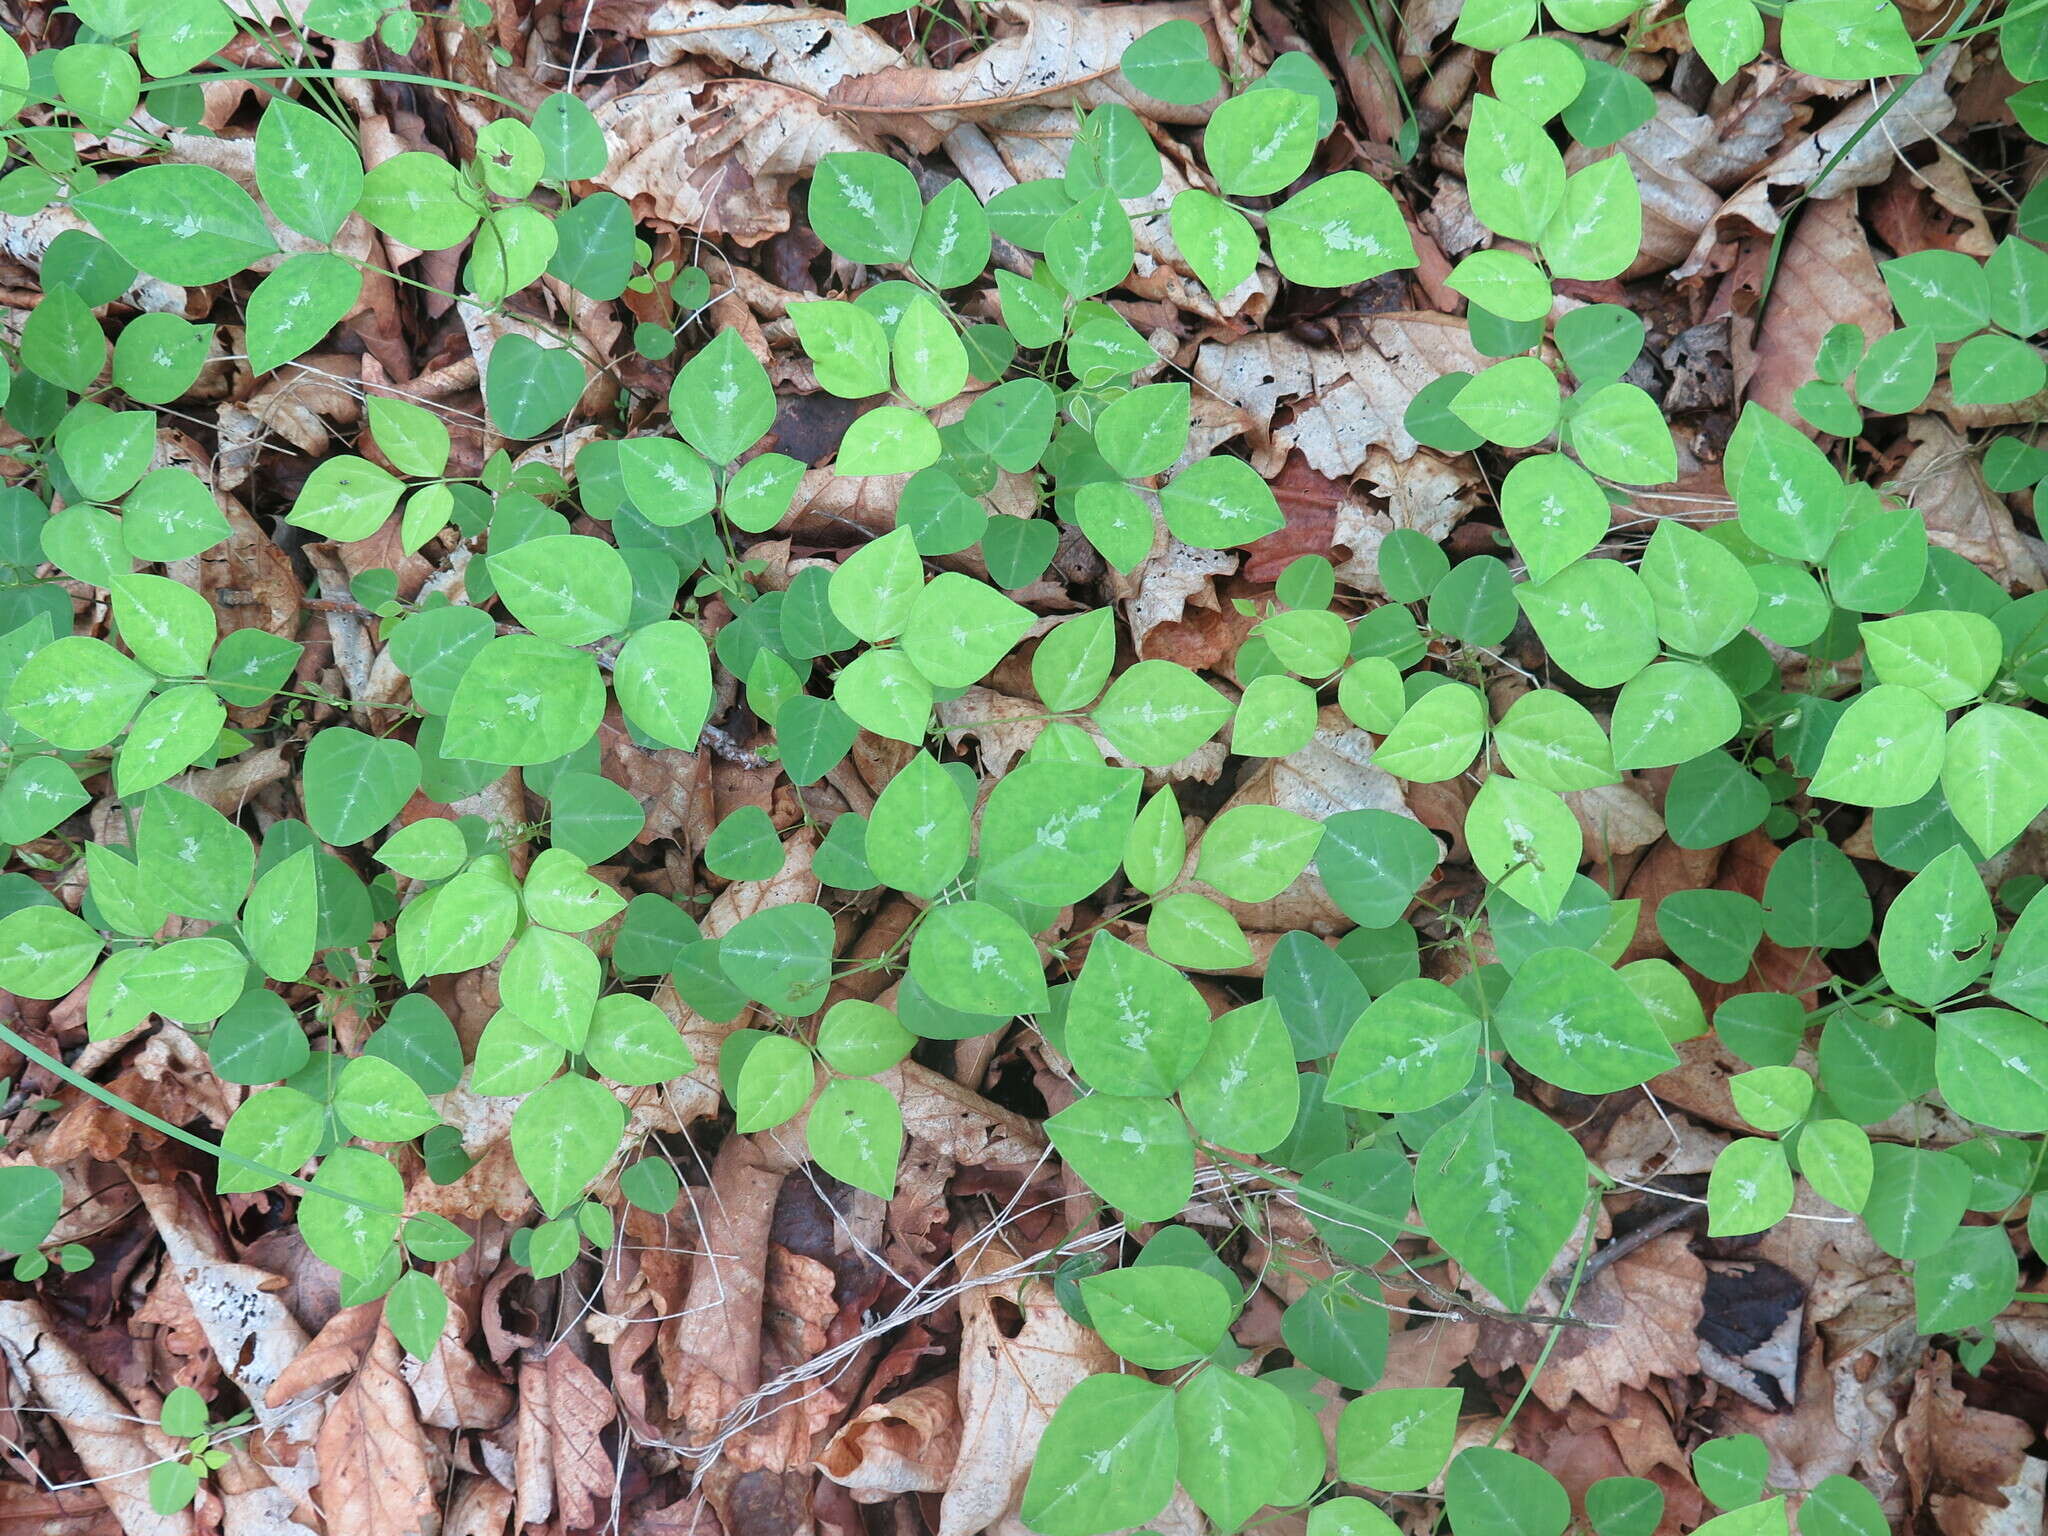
[818,1376,961,1501]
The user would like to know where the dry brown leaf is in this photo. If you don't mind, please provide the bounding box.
[935,1236,1118,1536]
[1675,53,1960,280]
[825,1,1220,153]
[1892,418,2047,591]
[1738,195,1892,421]
[313,1324,437,1536]
[0,1300,191,1536]
[1195,315,1492,479]
[595,66,872,242]
[817,1377,960,1501]
[1529,1235,1705,1416]
[1899,1353,2035,1524]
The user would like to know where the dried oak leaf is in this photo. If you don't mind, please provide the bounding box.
[311,1325,436,1536]
[1529,1234,1706,1417]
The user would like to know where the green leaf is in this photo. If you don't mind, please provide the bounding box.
[1196,804,1322,903]
[866,752,970,898]
[1175,1368,1297,1532]
[901,573,1034,688]
[809,152,921,266]
[1122,19,1223,105]
[832,648,931,743]
[255,97,364,244]
[1914,1224,2017,1333]
[397,868,520,980]
[807,1076,901,1197]
[334,1054,438,1142]
[829,527,923,642]
[0,1166,67,1259]
[1159,454,1285,548]
[1541,154,1642,280]
[1267,171,1416,287]
[1687,0,1765,79]
[1373,682,1487,782]
[1465,96,1565,242]
[1707,1137,1794,1236]
[1178,998,1300,1153]
[1516,557,1658,688]
[1330,978,1480,1112]
[1415,1092,1585,1309]
[1093,659,1230,765]
[74,165,276,284]
[500,925,600,1050]
[0,905,102,999]
[911,178,991,288]
[1809,684,1945,808]
[1878,845,1992,1005]
[1491,688,1617,792]
[1609,661,1741,769]
[658,334,769,468]
[511,1072,623,1216]
[1656,888,1764,984]
[1762,837,1872,948]
[1465,774,1582,921]
[284,454,403,543]
[299,1147,401,1277]
[1861,610,2001,707]
[1934,1007,2048,1132]
[1567,382,1676,484]
[1864,1142,1968,1257]
[1204,88,1318,196]
[1068,934,1210,1095]
[1728,1065,1813,1133]
[246,254,362,374]
[907,899,1047,1016]
[484,336,583,438]
[1853,325,1937,413]
[490,534,632,645]
[1019,1374,1177,1536]
[1032,609,1115,713]
[1337,1388,1460,1490]
[1797,1118,1872,1212]
[1445,1449,1571,1536]
[1449,356,1561,448]
[1045,191,1135,298]
[444,636,603,766]
[1496,946,1677,1092]
[584,992,693,1087]
[386,1268,448,1361]
[791,300,890,399]
[720,903,835,1016]
[1781,0,1918,77]
[7,636,153,749]
[356,152,480,251]
[1170,189,1260,298]
[1045,1093,1193,1222]
[1080,1263,1233,1368]
[302,728,418,846]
